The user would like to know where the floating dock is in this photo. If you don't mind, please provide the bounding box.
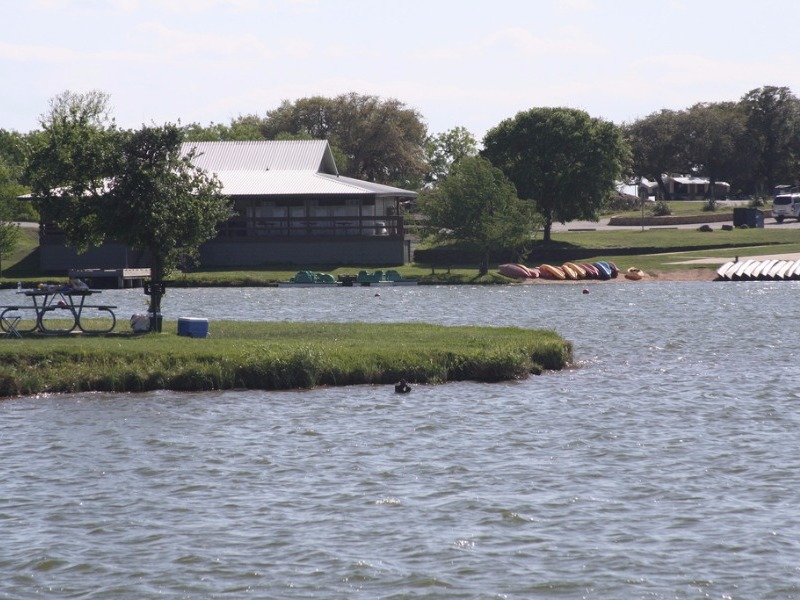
[68,268,151,289]
[716,259,800,281]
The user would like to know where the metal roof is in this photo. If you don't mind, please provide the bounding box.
[182,140,338,174]
[182,140,417,198]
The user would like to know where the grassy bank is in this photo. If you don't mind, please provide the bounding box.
[4,222,798,287]
[0,321,572,398]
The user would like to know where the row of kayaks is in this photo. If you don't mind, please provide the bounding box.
[499,261,643,281]
[716,258,800,281]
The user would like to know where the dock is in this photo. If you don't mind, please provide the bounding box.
[68,268,151,289]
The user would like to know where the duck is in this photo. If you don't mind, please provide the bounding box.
[395,379,411,394]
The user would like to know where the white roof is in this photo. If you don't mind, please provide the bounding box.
[183,140,338,173]
[181,140,416,198]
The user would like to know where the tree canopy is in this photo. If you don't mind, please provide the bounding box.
[260,93,429,189]
[740,85,800,194]
[418,155,534,274]
[26,90,120,250]
[26,92,231,330]
[482,107,630,241]
[423,126,478,187]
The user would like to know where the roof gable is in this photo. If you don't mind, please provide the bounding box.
[181,139,416,198]
[181,140,338,174]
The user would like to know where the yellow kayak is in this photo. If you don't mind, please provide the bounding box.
[563,262,587,279]
[539,264,566,280]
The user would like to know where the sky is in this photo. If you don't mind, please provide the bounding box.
[3,0,800,141]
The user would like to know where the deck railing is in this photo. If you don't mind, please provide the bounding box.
[215,215,405,239]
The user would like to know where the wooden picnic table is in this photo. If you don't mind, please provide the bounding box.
[0,288,117,336]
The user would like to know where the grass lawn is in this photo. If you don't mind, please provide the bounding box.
[3,220,798,286]
[0,321,572,397]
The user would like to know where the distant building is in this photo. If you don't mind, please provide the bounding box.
[638,175,730,200]
[38,140,417,272]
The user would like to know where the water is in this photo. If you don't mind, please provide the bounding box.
[2,282,800,598]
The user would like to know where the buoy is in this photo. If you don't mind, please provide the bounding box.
[582,288,590,294]
[374,293,381,297]
[395,379,411,394]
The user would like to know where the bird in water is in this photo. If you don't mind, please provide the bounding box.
[395,379,411,394]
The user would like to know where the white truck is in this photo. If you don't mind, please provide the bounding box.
[772,192,800,223]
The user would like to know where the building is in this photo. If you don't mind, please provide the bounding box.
[638,175,730,200]
[38,140,418,272]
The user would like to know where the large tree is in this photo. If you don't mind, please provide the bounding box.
[740,86,800,194]
[417,155,534,275]
[483,107,630,241]
[424,126,478,187]
[680,101,751,202]
[623,109,686,200]
[261,93,429,189]
[26,90,120,250]
[27,92,231,331]
[106,124,232,330]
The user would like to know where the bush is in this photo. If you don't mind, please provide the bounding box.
[651,201,672,216]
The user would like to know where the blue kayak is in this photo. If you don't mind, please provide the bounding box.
[593,261,613,280]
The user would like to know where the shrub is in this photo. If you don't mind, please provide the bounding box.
[651,201,672,216]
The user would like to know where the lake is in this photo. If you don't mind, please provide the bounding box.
[1,281,799,598]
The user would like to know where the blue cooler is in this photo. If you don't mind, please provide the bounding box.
[177,317,209,338]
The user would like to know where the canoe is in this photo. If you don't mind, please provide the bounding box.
[775,260,794,280]
[716,261,736,280]
[742,260,761,279]
[624,267,643,281]
[527,267,541,279]
[561,263,579,280]
[607,262,620,278]
[758,260,779,279]
[787,259,800,279]
[563,262,586,279]
[751,260,768,279]
[732,259,754,280]
[539,264,566,280]
[593,261,613,280]
[498,263,531,279]
[766,260,785,279]
[581,263,600,278]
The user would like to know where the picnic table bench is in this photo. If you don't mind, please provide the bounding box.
[0,288,117,336]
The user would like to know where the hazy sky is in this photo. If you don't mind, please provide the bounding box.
[3,0,799,140]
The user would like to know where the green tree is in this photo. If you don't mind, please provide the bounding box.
[623,109,686,200]
[740,85,800,194]
[0,159,21,276]
[181,116,267,142]
[424,126,478,186]
[26,90,120,251]
[107,124,232,330]
[418,155,533,275]
[27,92,231,331]
[483,107,630,242]
[261,93,428,188]
[680,102,750,204]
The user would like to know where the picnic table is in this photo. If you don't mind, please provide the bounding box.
[0,287,117,337]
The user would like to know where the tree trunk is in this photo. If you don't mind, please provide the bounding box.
[543,216,553,243]
[479,251,489,276]
[656,175,670,201]
[148,256,164,333]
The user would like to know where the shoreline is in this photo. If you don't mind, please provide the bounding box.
[515,268,717,284]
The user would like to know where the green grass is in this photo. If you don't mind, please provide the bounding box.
[0,321,572,397]
[609,200,742,219]
[3,219,798,286]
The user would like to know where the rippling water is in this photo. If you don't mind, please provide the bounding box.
[1,282,799,598]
